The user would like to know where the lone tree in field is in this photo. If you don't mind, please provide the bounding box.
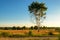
[28,1,47,32]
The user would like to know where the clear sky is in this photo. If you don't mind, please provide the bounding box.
[0,0,60,27]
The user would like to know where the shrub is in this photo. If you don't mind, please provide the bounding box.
[0,32,10,37]
[28,31,33,36]
[48,32,54,35]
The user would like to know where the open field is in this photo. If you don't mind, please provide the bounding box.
[0,29,59,35]
[0,29,59,40]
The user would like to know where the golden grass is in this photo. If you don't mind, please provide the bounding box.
[0,29,59,35]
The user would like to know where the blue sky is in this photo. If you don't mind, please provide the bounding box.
[0,0,60,27]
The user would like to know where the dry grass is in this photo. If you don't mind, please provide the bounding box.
[0,29,59,35]
[0,30,59,40]
[0,37,59,40]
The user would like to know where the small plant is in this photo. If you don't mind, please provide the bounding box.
[28,31,33,36]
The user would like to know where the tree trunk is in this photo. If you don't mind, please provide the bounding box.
[36,15,40,32]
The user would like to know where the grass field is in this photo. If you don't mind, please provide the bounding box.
[0,29,59,35]
[0,29,59,40]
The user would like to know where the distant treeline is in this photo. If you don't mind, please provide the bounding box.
[0,26,60,30]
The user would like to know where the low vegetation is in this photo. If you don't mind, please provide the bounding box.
[0,26,60,38]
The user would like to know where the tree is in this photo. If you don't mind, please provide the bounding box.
[16,26,21,30]
[4,27,8,30]
[12,26,16,30]
[30,26,34,30]
[28,1,47,32]
[34,26,38,30]
[22,26,26,30]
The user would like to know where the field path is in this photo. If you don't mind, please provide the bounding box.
[0,37,59,40]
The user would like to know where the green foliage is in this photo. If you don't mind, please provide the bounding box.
[58,35,60,40]
[0,26,60,30]
[8,34,23,37]
[28,1,47,13]
[0,32,27,37]
[22,26,26,30]
[28,31,33,36]
[30,26,34,30]
[0,32,10,37]
[34,26,38,30]
[3,27,8,30]
[16,26,21,30]
[48,32,54,35]
[12,26,17,30]
[55,28,60,32]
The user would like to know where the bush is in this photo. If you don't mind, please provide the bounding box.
[9,34,20,37]
[48,32,54,35]
[0,32,10,37]
[28,31,33,36]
